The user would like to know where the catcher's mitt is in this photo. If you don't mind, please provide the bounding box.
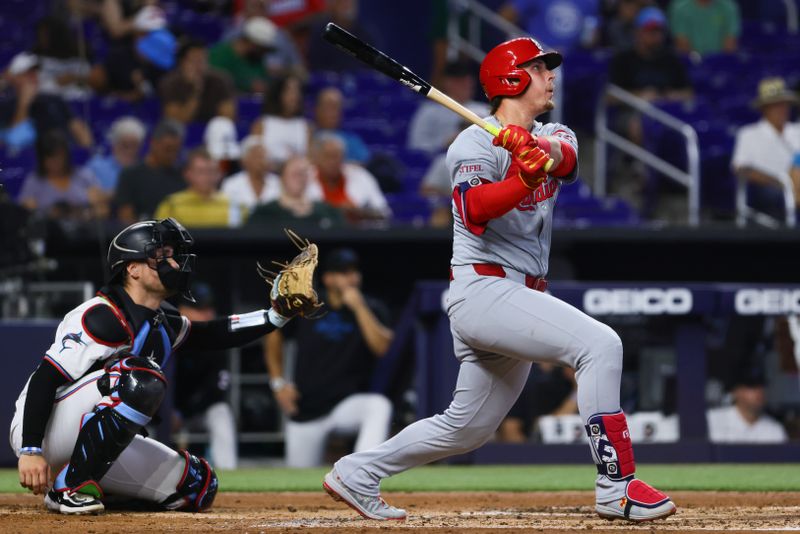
[257,229,325,319]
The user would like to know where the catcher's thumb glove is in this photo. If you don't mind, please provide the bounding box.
[257,229,325,320]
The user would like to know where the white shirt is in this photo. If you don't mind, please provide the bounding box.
[731,119,800,183]
[314,163,391,217]
[205,116,241,161]
[407,100,490,154]
[260,115,309,163]
[706,405,788,443]
[221,170,322,209]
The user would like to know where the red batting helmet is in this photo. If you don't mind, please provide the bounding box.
[479,37,562,100]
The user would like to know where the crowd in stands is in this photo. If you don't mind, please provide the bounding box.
[1,0,798,229]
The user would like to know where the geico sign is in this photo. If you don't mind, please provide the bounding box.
[734,289,800,315]
[583,289,693,315]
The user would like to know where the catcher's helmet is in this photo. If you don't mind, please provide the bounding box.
[107,218,195,296]
[479,37,562,101]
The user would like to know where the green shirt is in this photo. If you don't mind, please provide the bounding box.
[246,201,344,229]
[208,41,268,93]
[669,0,740,56]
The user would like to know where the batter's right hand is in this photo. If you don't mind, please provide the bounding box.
[18,454,50,495]
[274,383,300,416]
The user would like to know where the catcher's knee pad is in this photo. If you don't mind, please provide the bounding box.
[162,451,219,512]
[104,356,167,417]
[585,411,635,480]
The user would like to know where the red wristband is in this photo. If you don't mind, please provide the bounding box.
[551,141,576,177]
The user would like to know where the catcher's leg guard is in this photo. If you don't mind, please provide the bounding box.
[161,451,219,512]
[58,357,166,495]
[585,411,635,480]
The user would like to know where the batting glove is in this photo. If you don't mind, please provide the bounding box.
[492,124,537,155]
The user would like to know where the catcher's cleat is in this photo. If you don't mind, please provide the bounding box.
[45,488,105,515]
[323,469,407,521]
[595,479,676,522]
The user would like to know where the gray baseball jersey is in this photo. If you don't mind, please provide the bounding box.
[448,116,578,277]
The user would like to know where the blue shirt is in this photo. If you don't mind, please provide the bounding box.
[86,153,122,192]
[318,128,371,163]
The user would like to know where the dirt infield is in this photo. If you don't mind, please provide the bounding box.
[0,491,798,533]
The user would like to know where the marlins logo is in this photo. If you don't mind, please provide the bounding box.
[59,331,86,353]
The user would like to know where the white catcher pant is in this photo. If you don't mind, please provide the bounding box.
[10,370,185,502]
[335,266,626,501]
[286,393,391,468]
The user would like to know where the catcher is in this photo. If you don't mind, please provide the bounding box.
[10,218,321,514]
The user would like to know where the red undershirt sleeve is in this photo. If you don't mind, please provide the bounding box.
[550,141,577,178]
[453,163,533,235]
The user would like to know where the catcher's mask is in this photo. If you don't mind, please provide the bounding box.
[107,218,196,300]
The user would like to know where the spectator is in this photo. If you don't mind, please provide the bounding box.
[418,153,451,228]
[99,0,159,41]
[602,0,646,51]
[609,7,692,105]
[17,131,106,221]
[307,0,379,72]
[707,369,788,443]
[669,0,740,56]
[209,16,277,93]
[497,363,578,443]
[264,247,394,467]
[263,0,326,29]
[251,73,310,168]
[499,0,601,52]
[222,135,321,210]
[224,0,306,78]
[174,283,238,470]
[0,52,93,152]
[221,135,278,208]
[247,156,344,228]
[608,3,692,184]
[311,133,390,222]
[314,87,370,163]
[407,61,489,155]
[32,16,92,99]
[155,147,245,227]
[731,77,800,220]
[88,8,177,100]
[114,119,185,223]
[203,100,241,171]
[160,40,235,124]
[86,116,147,194]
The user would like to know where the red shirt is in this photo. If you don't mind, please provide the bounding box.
[320,173,354,208]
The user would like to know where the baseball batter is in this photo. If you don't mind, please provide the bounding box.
[9,218,312,514]
[323,38,677,522]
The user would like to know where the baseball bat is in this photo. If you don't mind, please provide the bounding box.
[322,23,553,172]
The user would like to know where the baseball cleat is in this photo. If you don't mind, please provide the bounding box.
[45,488,105,515]
[323,469,407,521]
[595,479,676,522]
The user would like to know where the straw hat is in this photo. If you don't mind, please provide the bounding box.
[751,77,799,108]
